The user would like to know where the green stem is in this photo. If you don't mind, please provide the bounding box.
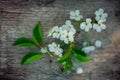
[75,21,81,27]
[36,45,54,58]
[33,37,54,57]
[86,31,90,47]
[46,50,53,57]
[42,47,53,57]
[70,42,74,49]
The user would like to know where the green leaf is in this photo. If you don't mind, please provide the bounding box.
[61,44,69,49]
[33,21,43,45]
[58,43,74,63]
[58,48,71,63]
[73,50,92,62]
[63,58,73,73]
[21,52,43,65]
[73,48,86,57]
[13,37,35,47]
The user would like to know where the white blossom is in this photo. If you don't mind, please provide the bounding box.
[95,40,102,47]
[90,46,95,51]
[48,29,54,37]
[48,20,76,44]
[62,20,76,34]
[93,23,106,32]
[40,47,47,54]
[83,41,88,47]
[58,20,76,44]
[82,46,95,53]
[48,42,63,57]
[76,67,83,74]
[80,18,92,32]
[95,8,108,23]
[48,26,62,39]
[60,30,74,44]
[70,10,83,21]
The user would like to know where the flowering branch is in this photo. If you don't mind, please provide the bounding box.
[13,8,108,74]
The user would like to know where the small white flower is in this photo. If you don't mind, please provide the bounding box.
[90,46,95,51]
[60,30,74,44]
[95,8,108,23]
[62,20,76,34]
[93,23,106,32]
[48,26,58,37]
[82,46,95,53]
[70,10,83,21]
[53,28,62,39]
[76,67,83,74]
[82,47,90,53]
[48,29,54,37]
[95,40,102,47]
[48,42,63,57]
[66,20,71,25]
[62,62,66,65]
[83,41,88,47]
[80,18,92,32]
[48,26,62,39]
[40,47,47,54]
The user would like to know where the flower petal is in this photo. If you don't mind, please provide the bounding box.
[95,40,102,47]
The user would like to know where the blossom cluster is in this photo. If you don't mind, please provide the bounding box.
[48,42,63,57]
[82,40,102,54]
[46,20,77,58]
[40,42,63,58]
[40,8,107,74]
[93,8,108,32]
[48,20,76,44]
[79,8,108,32]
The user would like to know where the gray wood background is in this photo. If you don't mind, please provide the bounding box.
[0,0,120,80]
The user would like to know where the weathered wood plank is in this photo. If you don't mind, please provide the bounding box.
[0,0,120,80]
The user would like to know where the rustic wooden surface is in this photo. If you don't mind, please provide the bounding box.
[0,0,120,80]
